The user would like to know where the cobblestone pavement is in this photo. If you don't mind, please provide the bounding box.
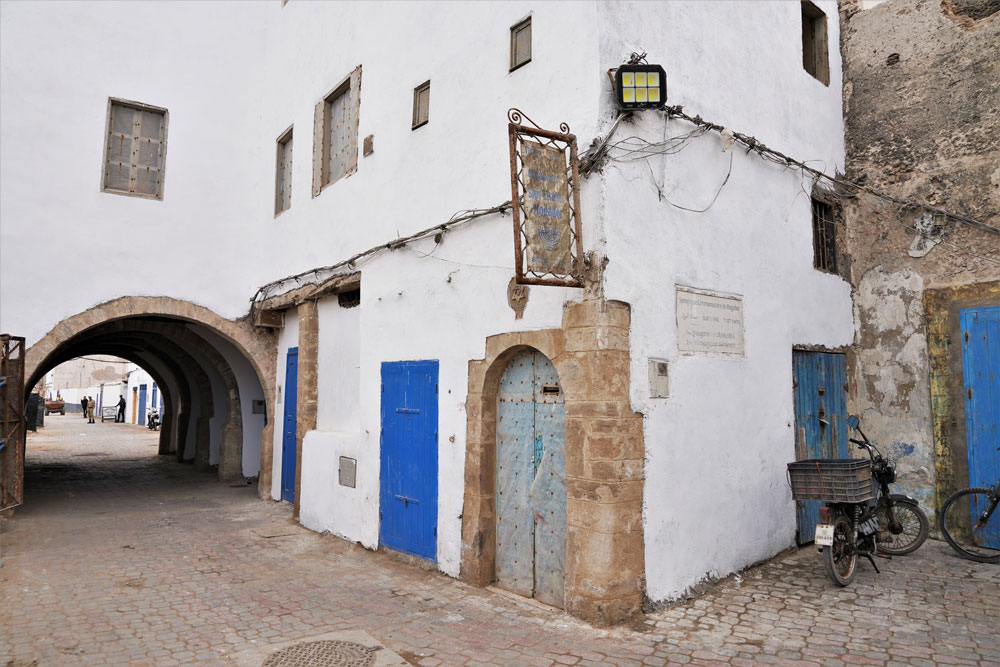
[1,417,998,666]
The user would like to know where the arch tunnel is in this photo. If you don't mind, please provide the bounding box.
[23,298,277,487]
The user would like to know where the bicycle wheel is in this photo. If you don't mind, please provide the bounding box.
[940,488,1000,564]
[875,499,928,556]
[823,514,858,586]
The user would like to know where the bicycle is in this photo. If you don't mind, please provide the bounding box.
[939,464,1000,564]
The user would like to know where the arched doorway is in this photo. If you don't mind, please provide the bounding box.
[496,348,566,607]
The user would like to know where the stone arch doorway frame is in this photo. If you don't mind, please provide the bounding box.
[460,299,646,626]
[24,296,276,494]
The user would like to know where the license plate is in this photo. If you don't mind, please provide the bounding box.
[815,523,835,546]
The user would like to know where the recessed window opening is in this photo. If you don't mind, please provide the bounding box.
[801,1,830,85]
[338,288,361,309]
[102,99,168,199]
[811,198,837,273]
[510,16,532,71]
[275,126,293,216]
[412,81,430,130]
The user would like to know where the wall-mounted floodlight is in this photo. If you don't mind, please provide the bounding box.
[615,64,667,110]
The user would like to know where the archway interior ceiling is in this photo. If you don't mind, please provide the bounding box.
[30,316,245,408]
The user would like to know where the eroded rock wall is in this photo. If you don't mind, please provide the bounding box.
[841,0,999,513]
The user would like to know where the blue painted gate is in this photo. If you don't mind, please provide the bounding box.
[961,306,1000,548]
[380,360,438,561]
[496,348,566,608]
[792,350,848,544]
[281,348,298,504]
[138,384,147,426]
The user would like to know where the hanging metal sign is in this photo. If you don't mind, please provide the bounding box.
[508,109,584,287]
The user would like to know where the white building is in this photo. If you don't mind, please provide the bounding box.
[1,1,852,623]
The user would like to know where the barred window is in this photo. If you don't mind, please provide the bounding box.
[103,99,167,199]
[811,198,837,273]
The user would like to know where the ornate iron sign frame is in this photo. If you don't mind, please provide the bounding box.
[508,108,584,287]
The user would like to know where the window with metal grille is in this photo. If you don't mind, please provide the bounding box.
[103,99,167,199]
[412,81,430,130]
[510,17,531,71]
[275,127,293,216]
[811,198,837,273]
[338,288,360,309]
[801,1,830,86]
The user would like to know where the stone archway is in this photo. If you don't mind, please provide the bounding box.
[461,299,646,626]
[24,296,276,495]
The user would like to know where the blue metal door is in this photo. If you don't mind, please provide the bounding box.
[380,360,438,561]
[961,306,1000,548]
[496,349,566,607]
[281,348,298,504]
[151,383,158,413]
[792,350,848,543]
[138,384,147,426]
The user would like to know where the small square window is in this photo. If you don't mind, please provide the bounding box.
[510,17,531,71]
[102,99,168,199]
[275,126,293,216]
[412,81,430,130]
[801,1,830,85]
[811,198,838,273]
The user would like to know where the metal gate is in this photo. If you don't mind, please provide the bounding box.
[379,360,438,561]
[1,334,26,511]
[961,306,1000,548]
[496,348,566,607]
[281,348,298,504]
[792,350,848,544]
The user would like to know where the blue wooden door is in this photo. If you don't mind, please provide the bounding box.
[151,383,158,413]
[138,384,147,425]
[961,306,1000,548]
[281,348,298,503]
[496,349,566,607]
[792,350,848,544]
[380,360,438,561]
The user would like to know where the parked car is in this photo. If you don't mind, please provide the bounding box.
[45,399,65,415]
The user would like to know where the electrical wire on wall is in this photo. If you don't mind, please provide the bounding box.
[249,202,511,320]
[580,103,999,238]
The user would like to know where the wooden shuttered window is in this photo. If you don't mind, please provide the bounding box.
[510,17,531,71]
[412,81,430,129]
[312,65,362,197]
[104,100,167,199]
[275,128,293,215]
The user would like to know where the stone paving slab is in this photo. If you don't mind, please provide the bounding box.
[1,416,998,666]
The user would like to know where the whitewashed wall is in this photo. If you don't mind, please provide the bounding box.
[3,0,854,601]
[594,1,853,601]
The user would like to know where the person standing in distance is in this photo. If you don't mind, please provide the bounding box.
[86,396,96,424]
[116,395,127,423]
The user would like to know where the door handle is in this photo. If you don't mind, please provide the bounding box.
[395,495,418,506]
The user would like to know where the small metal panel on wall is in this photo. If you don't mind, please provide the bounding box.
[508,108,584,287]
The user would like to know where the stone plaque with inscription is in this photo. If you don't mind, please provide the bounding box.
[676,287,745,356]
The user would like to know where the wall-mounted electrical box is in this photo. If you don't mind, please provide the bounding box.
[648,359,669,398]
[338,456,357,488]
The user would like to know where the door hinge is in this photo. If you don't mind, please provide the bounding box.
[379,510,382,520]
[381,383,384,393]
[968,388,973,400]
[434,526,437,536]
[435,383,438,394]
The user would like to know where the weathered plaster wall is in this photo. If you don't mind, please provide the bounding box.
[842,0,1000,513]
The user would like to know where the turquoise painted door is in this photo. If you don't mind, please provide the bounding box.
[792,350,848,544]
[961,306,1000,548]
[281,348,298,503]
[496,349,566,608]
[379,360,438,561]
